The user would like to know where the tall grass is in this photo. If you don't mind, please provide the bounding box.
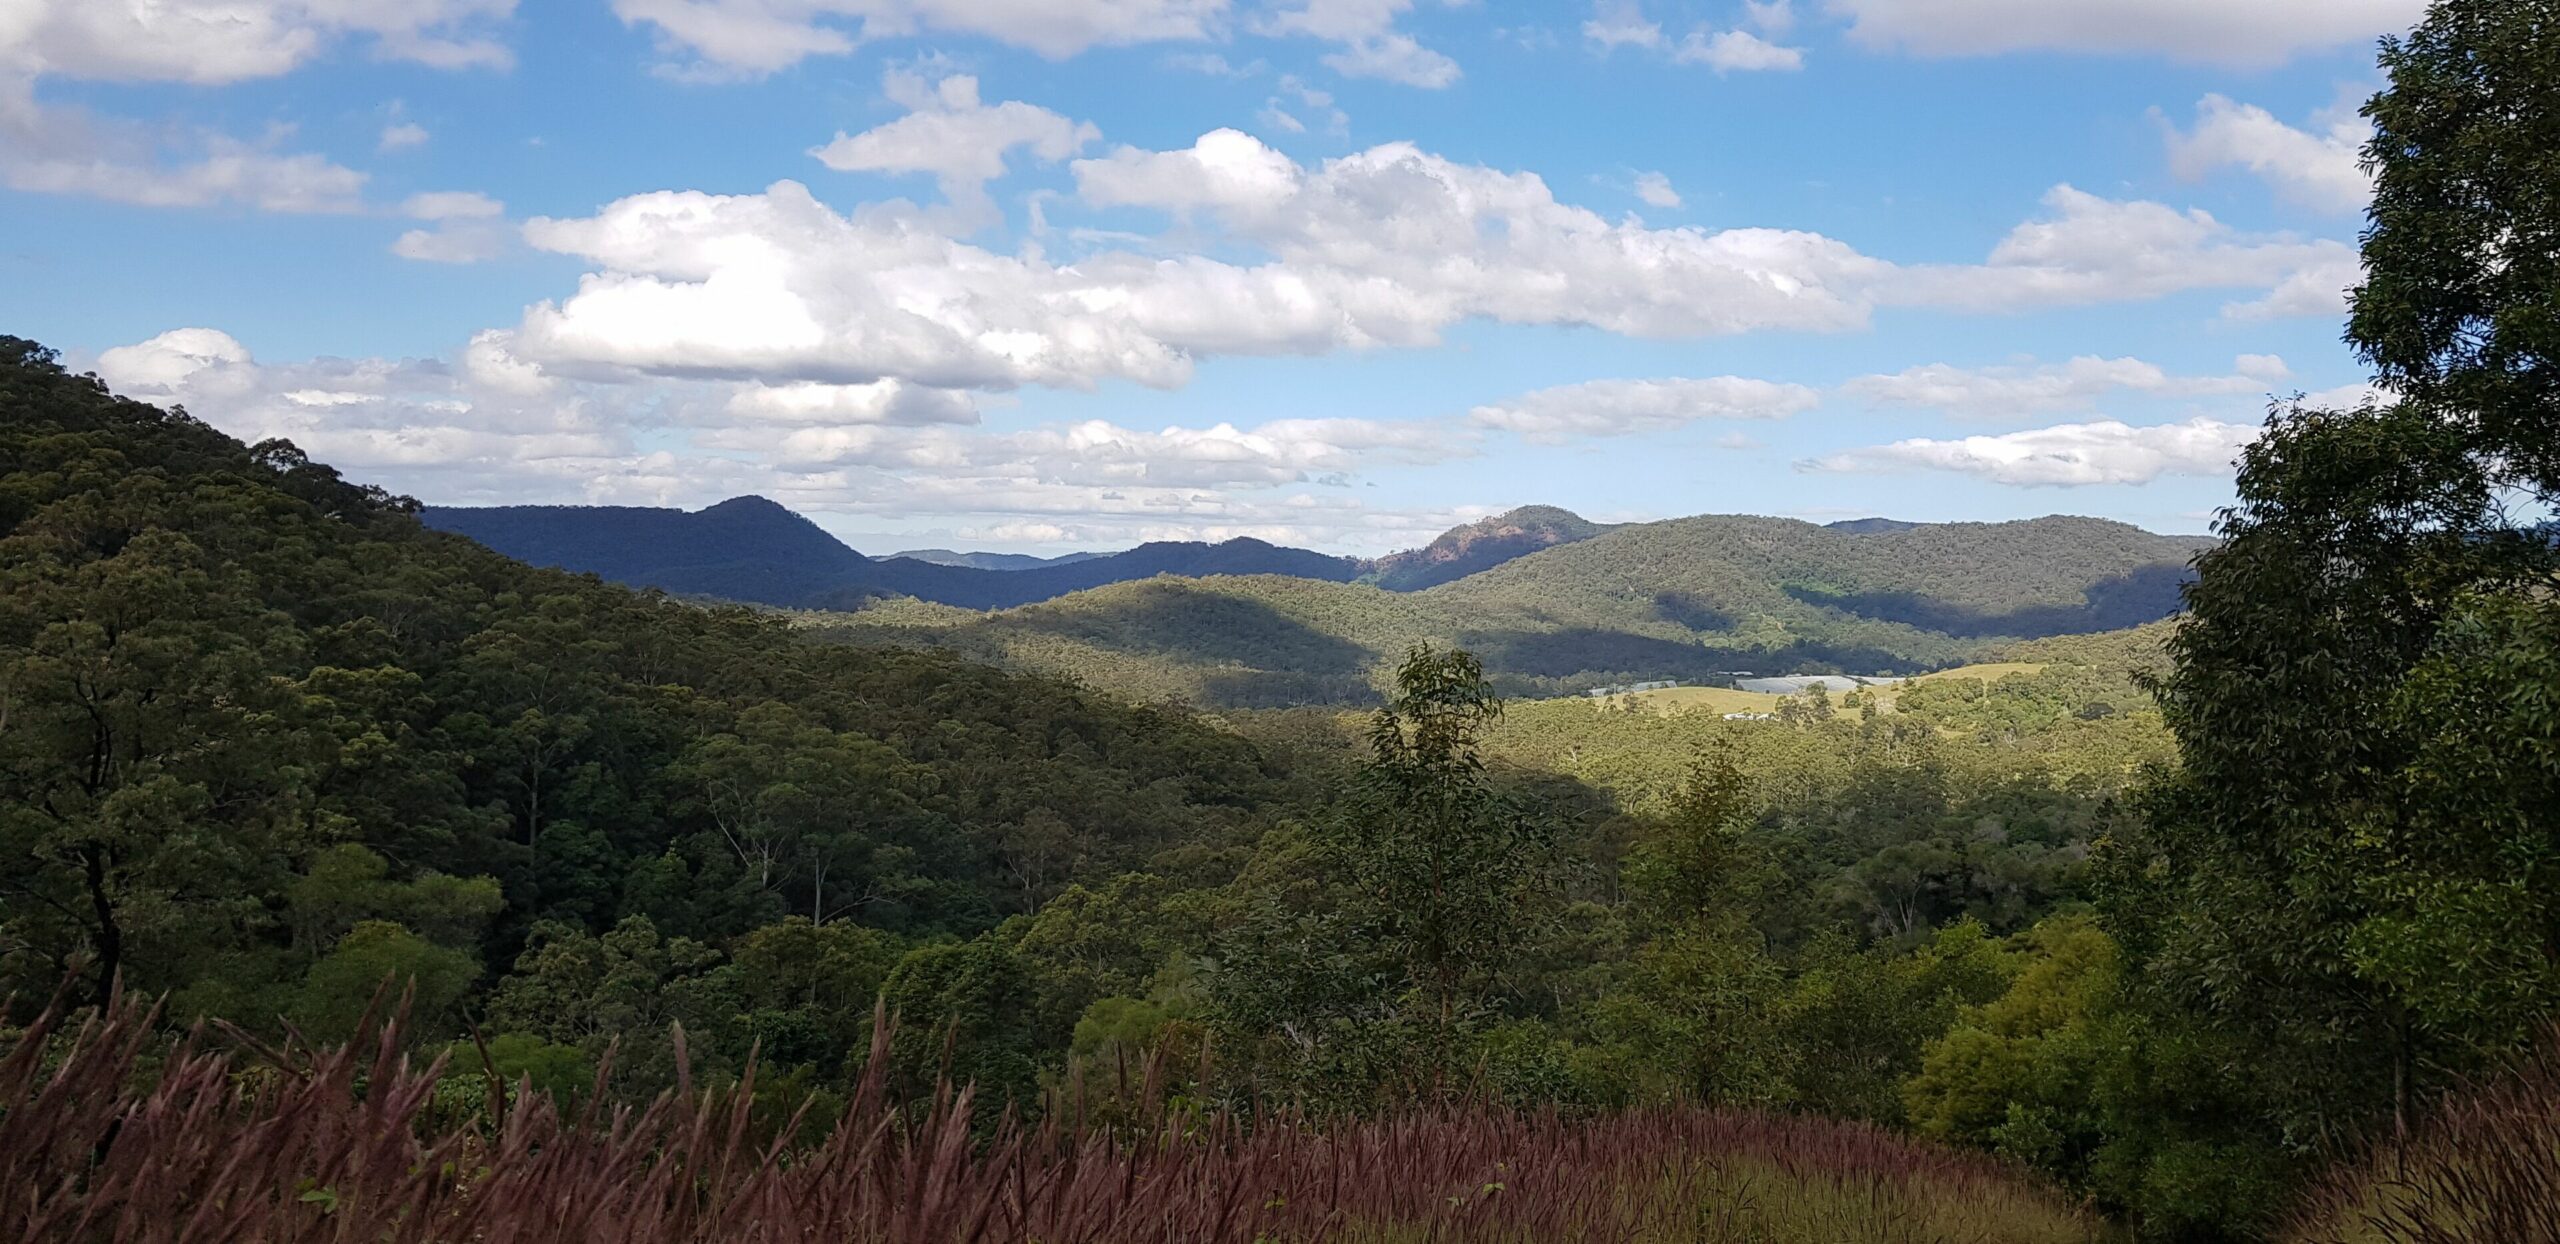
[0,989,2111,1243]
[2287,1030,2560,1244]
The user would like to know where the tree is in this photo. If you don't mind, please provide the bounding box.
[293,921,477,1043]
[2106,0,2560,1190]
[1323,645,1559,1058]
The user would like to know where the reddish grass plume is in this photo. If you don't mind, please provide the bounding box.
[0,988,2113,1243]
[2287,1027,2560,1244]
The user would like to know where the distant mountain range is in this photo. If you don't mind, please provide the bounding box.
[421,495,2208,707]
[419,496,1366,611]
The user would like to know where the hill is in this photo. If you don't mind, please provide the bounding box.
[420,498,1364,609]
[1365,504,1613,590]
[0,334,1296,1005]
[421,495,869,605]
[807,515,2206,707]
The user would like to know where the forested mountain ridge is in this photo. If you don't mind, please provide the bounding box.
[421,497,1365,609]
[0,336,1296,1021]
[811,514,2208,707]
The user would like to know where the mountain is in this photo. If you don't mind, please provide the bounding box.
[420,495,867,605]
[1365,505,1612,590]
[419,498,1364,610]
[1824,517,1921,535]
[890,548,1108,570]
[853,538,1365,610]
[810,514,2211,707]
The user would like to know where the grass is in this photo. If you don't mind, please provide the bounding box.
[1589,663,2054,719]
[1908,662,2051,684]
[0,988,2118,1244]
[2284,1030,2560,1244]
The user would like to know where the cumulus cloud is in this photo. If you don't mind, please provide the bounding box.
[0,0,514,85]
[1893,184,2360,312]
[1632,171,1681,208]
[810,69,1098,222]
[0,100,369,213]
[725,379,980,425]
[1590,3,1802,71]
[1470,376,1818,442]
[611,0,1224,77]
[1806,416,2261,485]
[503,136,2359,399]
[92,328,628,487]
[391,191,512,263]
[379,121,430,152]
[1260,0,1460,87]
[1841,354,2291,421]
[2164,94,2375,214]
[1825,0,2424,67]
[1583,1,1663,49]
[2222,251,2363,321]
[1675,28,1804,72]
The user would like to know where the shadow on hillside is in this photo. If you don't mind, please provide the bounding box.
[1652,591,1737,632]
[1013,583,1377,673]
[1199,671,1385,709]
[1782,562,2194,639]
[1462,629,1926,684]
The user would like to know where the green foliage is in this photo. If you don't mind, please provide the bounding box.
[1327,645,1561,1054]
[294,921,478,1043]
[2095,8,2560,1225]
[880,934,1041,1102]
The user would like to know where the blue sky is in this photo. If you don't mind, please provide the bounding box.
[0,0,2412,555]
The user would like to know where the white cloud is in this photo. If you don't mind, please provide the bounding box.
[1806,416,2261,485]
[403,190,505,219]
[809,70,1098,221]
[1267,74,1347,133]
[1584,1,1663,50]
[506,134,2357,398]
[0,0,514,85]
[1471,376,1819,441]
[611,0,1224,77]
[2164,94,2374,214]
[1261,0,1460,87]
[1632,170,1681,208]
[0,100,368,213]
[391,191,512,263]
[1825,0,2424,67]
[91,328,628,487]
[394,222,513,263]
[2222,251,2362,321]
[725,379,980,425]
[1675,28,1804,72]
[510,134,1897,391]
[1841,354,2290,420]
[1744,0,1795,34]
[1894,184,2360,314]
[379,121,430,152]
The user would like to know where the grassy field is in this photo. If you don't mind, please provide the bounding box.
[1908,662,2051,684]
[1590,663,2056,719]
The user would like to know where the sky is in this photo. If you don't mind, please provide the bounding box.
[0,0,2414,556]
